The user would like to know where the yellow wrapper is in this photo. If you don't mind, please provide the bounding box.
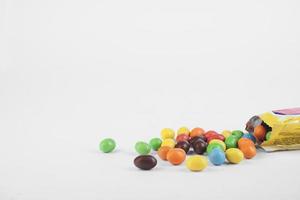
[255,108,300,152]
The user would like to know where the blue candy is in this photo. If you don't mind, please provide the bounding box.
[208,148,225,166]
[242,133,256,143]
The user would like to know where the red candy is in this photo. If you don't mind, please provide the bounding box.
[204,130,219,139]
[206,134,225,143]
[176,134,190,143]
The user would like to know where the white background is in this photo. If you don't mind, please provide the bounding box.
[1,0,300,199]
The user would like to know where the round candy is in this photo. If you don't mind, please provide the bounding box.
[99,138,116,153]
[135,141,151,155]
[221,130,231,138]
[167,148,186,165]
[206,143,223,154]
[242,133,256,143]
[238,138,255,149]
[246,115,262,132]
[161,138,176,148]
[204,130,218,139]
[157,146,171,160]
[177,127,190,135]
[176,134,190,143]
[208,148,225,166]
[266,131,272,141]
[206,134,225,143]
[189,135,207,144]
[225,135,238,149]
[186,155,208,171]
[190,127,205,138]
[240,145,256,159]
[192,139,207,154]
[149,138,162,151]
[161,128,175,139]
[134,155,157,170]
[231,130,244,139]
[209,139,226,151]
[175,141,190,153]
[225,148,244,164]
[254,125,266,141]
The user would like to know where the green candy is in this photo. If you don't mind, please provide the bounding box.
[99,138,116,153]
[149,138,162,151]
[207,143,223,154]
[135,141,151,155]
[266,131,272,141]
[231,130,244,139]
[225,135,238,149]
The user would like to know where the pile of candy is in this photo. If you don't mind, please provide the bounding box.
[99,126,266,172]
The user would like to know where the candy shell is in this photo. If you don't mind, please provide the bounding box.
[160,128,175,139]
[225,148,244,164]
[206,143,224,154]
[149,138,162,151]
[208,148,225,166]
[158,146,172,160]
[240,145,256,159]
[221,130,231,138]
[135,141,151,155]
[176,134,190,142]
[175,141,190,153]
[209,139,226,151]
[167,148,186,165]
[190,127,205,138]
[161,138,176,148]
[225,135,238,149]
[238,138,255,149]
[134,155,157,170]
[231,130,244,139]
[177,127,190,135]
[99,138,116,153]
[242,133,257,143]
[186,155,208,172]
[254,125,266,141]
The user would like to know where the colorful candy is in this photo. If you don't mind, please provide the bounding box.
[206,134,225,143]
[209,139,226,151]
[206,143,223,154]
[238,138,255,149]
[135,141,151,155]
[254,125,266,141]
[157,146,171,160]
[266,131,272,141]
[240,145,256,159]
[176,134,190,143]
[231,130,244,139]
[134,155,157,170]
[161,138,176,148]
[160,128,175,139]
[191,138,207,154]
[225,135,238,149]
[208,148,225,166]
[186,155,208,171]
[177,127,190,135]
[225,148,244,164]
[149,138,162,151]
[242,133,256,143]
[175,141,190,153]
[167,148,186,165]
[99,138,116,153]
[190,127,205,138]
[221,130,231,138]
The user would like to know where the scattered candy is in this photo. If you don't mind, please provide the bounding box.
[231,130,244,139]
[149,138,162,151]
[167,148,186,165]
[157,146,171,160]
[240,145,256,159]
[206,142,223,154]
[225,148,244,164]
[221,130,231,139]
[206,134,225,143]
[190,127,205,138]
[242,133,256,143]
[209,139,226,151]
[191,138,207,154]
[238,138,255,149]
[208,148,225,166]
[161,128,175,139]
[161,138,176,148]
[135,141,151,155]
[186,155,208,171]
[99,138,116,153]
[176,134,190,143]
[175,141,190,153]
[225,135,238,149]
[177,127,190,135]
[134,155,157,170]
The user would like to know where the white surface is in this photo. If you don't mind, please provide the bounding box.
[1,0,300,199]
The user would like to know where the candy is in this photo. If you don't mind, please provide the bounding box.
[204,130,218,138]
[206,143,223,154]
[186,155,208,171]
[190,127,205,138]
[188,135,207,144]
[177,127,190,135]
[167,148,186,165]
[231,130,244,139]
[134,155,157,170]
[161,138,176,148]
[209,139,226,151]
[176,134,190,143]
[149,138,162,151]
[242,133,256,143]
[225,135,238,149]
[238,138,255,149]
[135,141,151,155]
[208,148,225,166]
[253,125,266,141]
[266,131,272,141]
[206,134,225,143]
[225,148,244,164]
[175,141,190,153]
[192,139,207,154]
[160,128,175,139]
[246,115,262,132]
[157,146,171,160]
[221,130,231,138]
[99,138,116,153]
[240,145,256,159]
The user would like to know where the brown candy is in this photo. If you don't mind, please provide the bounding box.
[134,155,157,170]
[175,141,190,153]
[192,139,207,155]
[245,115,262,132]
[188,135,207,145]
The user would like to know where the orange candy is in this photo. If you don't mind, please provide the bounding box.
[190,127,205,138]
[254,125,266,141]
[238,138,255,149]
[166,148,186,165]
[158,146,172,160]
[240,146,256,159]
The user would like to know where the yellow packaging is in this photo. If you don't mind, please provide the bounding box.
[249,108,300,152]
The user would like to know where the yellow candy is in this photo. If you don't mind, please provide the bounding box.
[221,130,232,139]
[186,155,208,172]
[209,139,226,151]
[225,148,244,164]
[177,127,190,135]
[160,128,175,139]
[161,139,176,148]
